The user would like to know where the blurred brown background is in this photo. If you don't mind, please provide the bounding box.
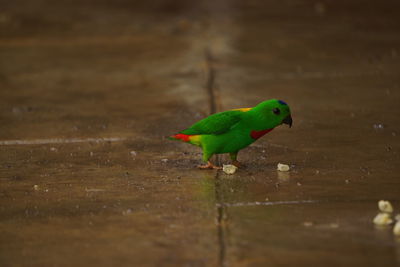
[1,1,400,266]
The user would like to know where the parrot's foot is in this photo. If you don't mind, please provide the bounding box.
[197,161,222,170]
[232,160,244,168]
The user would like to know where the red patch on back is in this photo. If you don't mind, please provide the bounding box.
[172,133,191,142]
[250,128,273,139]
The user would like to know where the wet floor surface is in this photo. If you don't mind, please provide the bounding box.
[1,1,400,266]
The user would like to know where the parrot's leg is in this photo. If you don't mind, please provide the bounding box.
[229,151,242,168]
[197,152,222,169]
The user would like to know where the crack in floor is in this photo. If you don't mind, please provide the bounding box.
[205,47,227,267]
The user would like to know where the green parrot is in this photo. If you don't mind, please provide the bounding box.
[169,99,292,169]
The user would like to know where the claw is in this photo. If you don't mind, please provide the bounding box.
[197,161,222,170]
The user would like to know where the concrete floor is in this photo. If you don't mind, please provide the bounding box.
[1,0,400,266]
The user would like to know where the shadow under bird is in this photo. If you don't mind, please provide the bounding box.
[169,99,292,169]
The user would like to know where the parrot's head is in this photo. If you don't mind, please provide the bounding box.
[254,99,292,128]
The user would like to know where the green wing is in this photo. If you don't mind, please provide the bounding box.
[180,110,244,135]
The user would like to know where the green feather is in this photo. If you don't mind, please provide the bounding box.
[180,110,244,135]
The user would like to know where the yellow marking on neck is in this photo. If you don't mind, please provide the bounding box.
[232,107,251,112]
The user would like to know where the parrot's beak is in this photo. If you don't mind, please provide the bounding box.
[282,115,293,128]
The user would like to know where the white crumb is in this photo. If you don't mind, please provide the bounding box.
[223,164,238,175]
[378,200,393,213]
[393,221,400,236]
[277,163,290,172]
[373,213,393,226]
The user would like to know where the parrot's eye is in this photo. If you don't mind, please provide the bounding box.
[272,108,280,115]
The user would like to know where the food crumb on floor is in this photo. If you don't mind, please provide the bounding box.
[277,163,290,172]
[223,164,238,174]
[378,200,393,213]
[373,213,393,226]
[393,221,400,236]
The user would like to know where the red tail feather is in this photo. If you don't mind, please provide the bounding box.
[171,133,191,142]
